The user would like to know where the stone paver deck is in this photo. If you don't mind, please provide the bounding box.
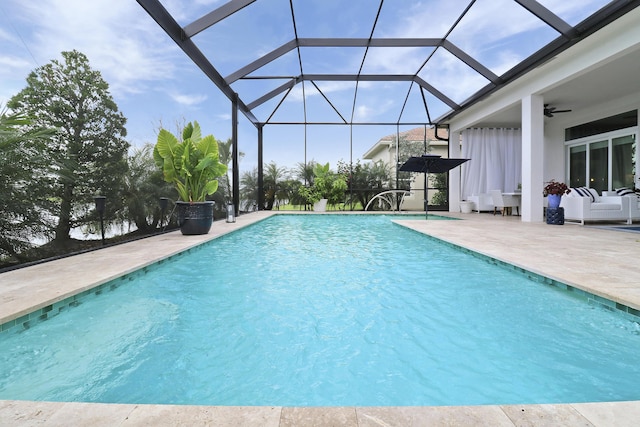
[1,210,640,426]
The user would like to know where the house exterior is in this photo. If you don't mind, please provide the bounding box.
[362,127,449,210]
[441,6,640,222]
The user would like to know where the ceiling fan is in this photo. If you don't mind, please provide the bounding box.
[544,104,572,117]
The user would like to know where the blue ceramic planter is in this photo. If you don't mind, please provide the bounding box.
[547,194,561,209]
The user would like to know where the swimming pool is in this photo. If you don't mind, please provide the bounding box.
[1,214,640,406]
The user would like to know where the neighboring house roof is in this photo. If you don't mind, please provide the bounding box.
[362,127,449,159]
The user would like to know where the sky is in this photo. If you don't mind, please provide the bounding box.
[0,0,610,174]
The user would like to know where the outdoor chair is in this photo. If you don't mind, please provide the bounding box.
[468,193,494,213]
[490,190,519,216]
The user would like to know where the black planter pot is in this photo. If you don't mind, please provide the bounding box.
[176,201,215,235]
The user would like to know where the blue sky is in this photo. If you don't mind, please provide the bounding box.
[0,0,609,173]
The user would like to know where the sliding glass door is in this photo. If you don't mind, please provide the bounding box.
[589,140,608,193]
[566,129,637,192]
[569,145,586,188]
[612,135,636,189]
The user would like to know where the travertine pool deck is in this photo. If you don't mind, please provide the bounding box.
[1,210,640,426]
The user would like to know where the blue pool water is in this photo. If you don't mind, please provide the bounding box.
[2,214,640,406]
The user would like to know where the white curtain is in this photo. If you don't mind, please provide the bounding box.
[461,128,522,199]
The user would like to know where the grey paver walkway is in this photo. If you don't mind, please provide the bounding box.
[1,210,640,426]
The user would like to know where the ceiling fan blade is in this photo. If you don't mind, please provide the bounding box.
[543,105,571,117]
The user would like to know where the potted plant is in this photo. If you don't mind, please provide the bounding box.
[298,162,347,211]
[543,180,570,209]
[153,121,227,235]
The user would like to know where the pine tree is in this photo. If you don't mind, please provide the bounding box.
[8,50,130,244]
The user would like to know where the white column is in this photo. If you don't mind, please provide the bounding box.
[521,94,545,222]
[449,130,462,213]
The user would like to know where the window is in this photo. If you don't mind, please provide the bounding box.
[565,110,637,141]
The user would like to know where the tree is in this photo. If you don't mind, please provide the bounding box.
[280,178,304,207]
[0,110,55,264]
[123,144,174,232]
[430,173,448,207]
[263,162,289,210]
[291,161,317,210]
[8,50,129,245]
[297,162,347,209]
[391,134,431,190]
[337,159,391,209]
[214,137,245,212]
[293,161,317,186]
[239,162,291,211]
[240,168,259,212]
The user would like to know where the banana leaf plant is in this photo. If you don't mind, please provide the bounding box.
[298,162,347,205]
[153,121,227,202]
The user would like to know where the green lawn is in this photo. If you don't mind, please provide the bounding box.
[271,202,364,211]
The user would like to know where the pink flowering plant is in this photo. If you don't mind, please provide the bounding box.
[543,180,570,196]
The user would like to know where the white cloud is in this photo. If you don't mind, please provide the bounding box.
[367,0,602,103]
[170,93,208,107]
[0,55,32,72]
[361,47,429,75]
[9,0,182,98]
[537,0,612,24]
[288,81,356,102]
[0,27,16,43]
[354,105,373,121]
[161,0,224,23]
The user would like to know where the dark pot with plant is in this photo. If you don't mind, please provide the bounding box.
[153,121,227,235]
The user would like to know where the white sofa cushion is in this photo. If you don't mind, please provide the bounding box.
[590,203,623,210]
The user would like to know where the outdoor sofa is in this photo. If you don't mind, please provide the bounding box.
[605,188,640,224]
[560,187,630,225]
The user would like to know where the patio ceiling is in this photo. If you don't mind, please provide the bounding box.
[136,0,639,129]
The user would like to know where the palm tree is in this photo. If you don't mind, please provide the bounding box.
[123,144,174,232]
[263,162,289,210]
[217,138,245,205]
[293,161,317,186]
[0,109,55,264]
[240,168,259,212]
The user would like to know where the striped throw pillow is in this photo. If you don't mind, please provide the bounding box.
[573,187,595,202]
[616,187,635,196]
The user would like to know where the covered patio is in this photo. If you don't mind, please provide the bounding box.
[445,6,640,222]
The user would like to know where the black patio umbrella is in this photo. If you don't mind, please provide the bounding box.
[399,154,470,219]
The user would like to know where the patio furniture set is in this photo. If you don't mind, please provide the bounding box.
[466,187,640,225]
